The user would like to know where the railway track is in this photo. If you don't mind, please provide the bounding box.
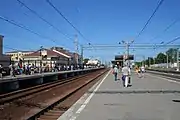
[32,69,109,120]
[147,70,180,79]
[0,68,108,120]
[0,73,93,105]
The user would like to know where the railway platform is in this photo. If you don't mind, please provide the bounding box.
[59,71,180,120]
[0,68,103,93]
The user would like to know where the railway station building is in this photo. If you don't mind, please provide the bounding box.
[5,50,34,62]
[22,47,81,68]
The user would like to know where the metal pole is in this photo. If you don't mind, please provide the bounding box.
[141,61,143,67]
[40,46,43,73]
[148,57,150,67]
[177,48,179,71]
[166,53,169,68]
[17,53,19,63]
[74,34,78,66]
[173,50,175,64]
[143,55,145,67]
[126,43,129,66]
[81,45,83,67]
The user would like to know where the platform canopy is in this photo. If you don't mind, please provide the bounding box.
[115,55,134,60]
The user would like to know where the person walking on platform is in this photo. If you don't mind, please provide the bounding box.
[135,66,139,74]
[141,66,145,78]
[113,65,118,81]
[137,67,141,78]
[122,65,131,87]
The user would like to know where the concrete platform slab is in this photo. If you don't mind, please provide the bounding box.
[58,71,180,120]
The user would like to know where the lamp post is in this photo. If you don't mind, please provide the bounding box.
[142,55,145,67]
[166,52,169,68]
[40,46,43,73]
[148,57,151,67]
[177,48,179,71]
[80,45,83,66]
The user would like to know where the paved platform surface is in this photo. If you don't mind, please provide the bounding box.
[58,71,180,120]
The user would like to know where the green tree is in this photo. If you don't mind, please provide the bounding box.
[145,59,149,66]
[145,57,154,66]
[135,62,141,67]
[83,58,89,64]
[149,57,154,65]
[166,48,178,63]
[156,53,166,63]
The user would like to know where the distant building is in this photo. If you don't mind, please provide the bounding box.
[4,46,81,68]
[5,50,34,62]
[86,59,101,66]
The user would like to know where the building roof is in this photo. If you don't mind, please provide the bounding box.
[24,49,70,58]
[50,46,80,57]
[55,49,72,56]
[52,49,71,58]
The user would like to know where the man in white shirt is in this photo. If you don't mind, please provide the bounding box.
[122,65,131,87]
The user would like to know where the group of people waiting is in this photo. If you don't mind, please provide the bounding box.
[112,65,146,87]
[8,63,37,77]
[0,63,84,79]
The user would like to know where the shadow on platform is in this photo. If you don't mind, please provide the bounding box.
[172,100,180,103]
[87,90,180,94]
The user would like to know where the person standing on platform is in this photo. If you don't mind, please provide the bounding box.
[9,64,16,77]
[0,64,3,79]
[113,65,118,81]
[31,64,35,75]
[128,66,131,84]
[25,64,28,75]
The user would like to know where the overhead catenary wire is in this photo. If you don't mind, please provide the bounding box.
[16,0,74,42]
[154,36,180,50]
[164,36,180,45]
[149,18,180,42]
[3,45,22,51]
[46,0,93,46]
[135,0,165,40]
[3,42,36,51]
[83,47,171,50]
[3,45,35,54]
[0,16,58,44]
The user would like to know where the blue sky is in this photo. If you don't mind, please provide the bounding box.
[1,0,180,62]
